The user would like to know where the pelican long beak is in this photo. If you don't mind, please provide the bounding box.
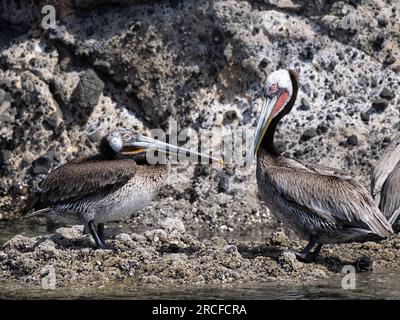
[125,135,224,165]
[246,95,278,165]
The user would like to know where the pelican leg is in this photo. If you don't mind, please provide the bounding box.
[97,223,105,244]
[296,238,321,263]
[88,220,106,249]
[300,244,323,262]
[309,244,323,260]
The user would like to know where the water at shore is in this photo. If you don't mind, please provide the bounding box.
[1,273,400,299]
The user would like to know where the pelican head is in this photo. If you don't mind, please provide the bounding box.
[247,69,297,164]
[100,128,223,164]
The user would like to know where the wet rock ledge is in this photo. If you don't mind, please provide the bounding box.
[0,219,399,289]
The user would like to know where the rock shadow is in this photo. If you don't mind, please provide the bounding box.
[237,243,285,261]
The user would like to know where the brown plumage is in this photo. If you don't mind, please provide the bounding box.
[257,150,392,243]
[371,133,400,230]
[22,155,138,216]
[21,131,168,249]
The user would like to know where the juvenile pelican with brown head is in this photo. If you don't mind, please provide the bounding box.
[22,128,222,248]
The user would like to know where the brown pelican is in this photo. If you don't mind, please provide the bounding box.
[22,128,221,248]
[371,133,400,231]
[247,69,393,262]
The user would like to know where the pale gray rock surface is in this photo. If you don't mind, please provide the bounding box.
[0,0,399,235]
[1,224,400,292]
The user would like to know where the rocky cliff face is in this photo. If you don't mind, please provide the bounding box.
[0,0,399,232]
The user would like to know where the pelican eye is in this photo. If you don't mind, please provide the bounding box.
[122,133,132,141]
[269,84,279,95]
[264,83,280,98]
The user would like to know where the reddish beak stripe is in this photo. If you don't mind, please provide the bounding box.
[274,91,289,114]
